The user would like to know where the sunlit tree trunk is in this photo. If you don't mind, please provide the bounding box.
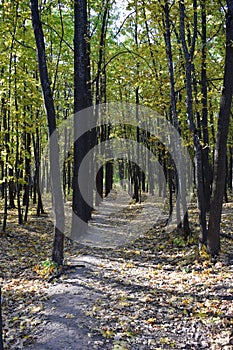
[163,0,190,235]
[31,0,64,265]
[179,0,206,241]
[207,0,233,256]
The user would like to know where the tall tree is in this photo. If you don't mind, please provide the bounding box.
[30,0,64,265]
[179,0,207,242]
[72,0,92,236]
[207,0,233,256]
[200,0,211,212]
[95,0,110,205]
[162,0,190,235]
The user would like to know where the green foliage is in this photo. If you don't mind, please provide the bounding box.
[173,237,186,248]
[0,0,232,242]
[34,259,58,278]
[41,259,58,269]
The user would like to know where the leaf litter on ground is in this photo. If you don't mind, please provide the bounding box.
[0,203,233,349]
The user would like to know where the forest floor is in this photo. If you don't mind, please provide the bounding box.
[0,195,233,350]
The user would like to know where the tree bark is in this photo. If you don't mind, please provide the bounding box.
[201,0,211,212]
[179,0,206,241]
[95,1,109,204]
[105,124,113,196]
[105,160,113,196]
[23,128,31,223]
[207,1,233,256]
[72,0,92,237]
[163,0,190,235]
[30,0,64,265]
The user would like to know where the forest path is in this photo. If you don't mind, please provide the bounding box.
[23,242,233,350]
[4,194,232,350]
[23,199,233,350]
[24,189,166,350]
[79,188,165,248]
[24,255,115,350]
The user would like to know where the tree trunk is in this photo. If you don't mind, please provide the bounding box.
[207,1,233,256]
[32,127,44,216]
[201,0,211,212]
[95,1,109,205]
[72,0,92,237]
[105,160,113,196]
[95,125,104,206]
[163,0,190,235]
[105,124,113,196]
[23,130,31,223]
[179,0,206,240]
[96,165,104,201]
[8,170,16,210]
[30,0,64,265]
[2,97,8,232]
[229,145,233,191]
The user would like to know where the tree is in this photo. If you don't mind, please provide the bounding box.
[200,0,211,213]
[95,0,111,204]
[1,0,233,262]
[162,0,190,235]
[30,0,64,265]
[72,0,92,236]
[179,0,207,243]
[207,0,233,256]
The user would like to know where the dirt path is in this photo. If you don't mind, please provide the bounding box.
[3,192,233,350]
[24,246,233,350]
[80,188,165,248]
[25,256,114,350]
[24,191,170,350]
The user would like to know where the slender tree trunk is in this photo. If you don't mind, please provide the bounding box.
[95,0,109,205]
[105,124,113,196]
[96,163,104,201]
[134,6,141,203]
[2,96,8,232]
[14,60,23,225]
[179,0,206,241]
[163,0,190,234]
[32,127,44,216]
[31,0,64,265]
[201,0,211,212]
[105,160,113,196]
[168,157,174,219]
[95,125,104,205]
[207,1,233,256]
[8,169,16,210]
[23,130,31,223]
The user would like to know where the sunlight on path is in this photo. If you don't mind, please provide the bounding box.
[81,189,165,248]
[45,188,167,248]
